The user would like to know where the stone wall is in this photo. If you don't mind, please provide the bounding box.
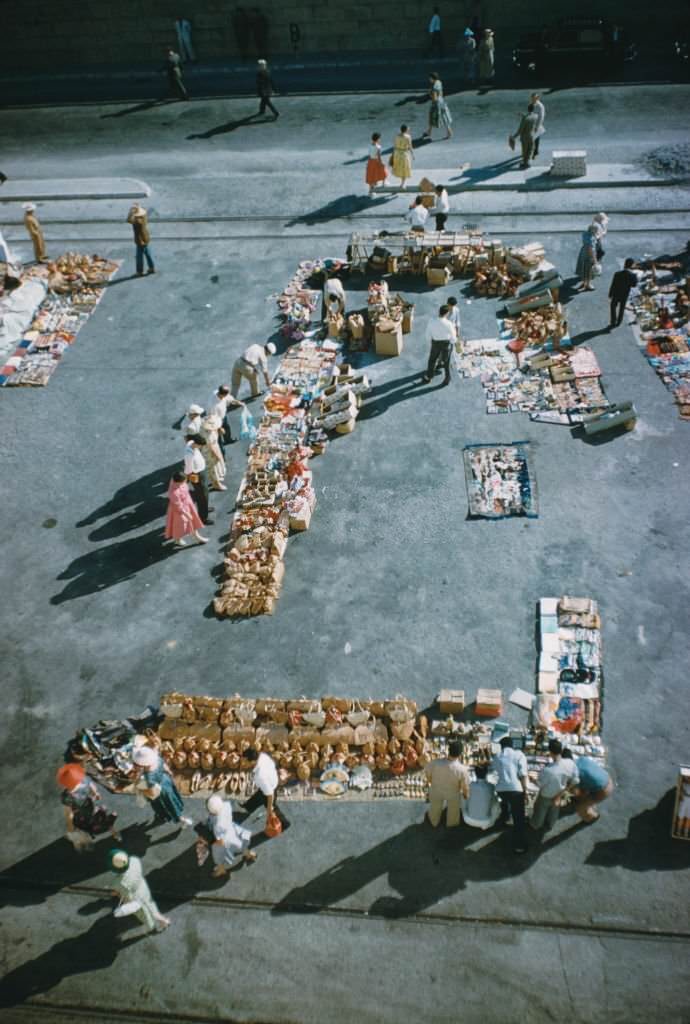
[2,0,676,71]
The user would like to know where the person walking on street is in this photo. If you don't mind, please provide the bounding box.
[365,132,388,196]
[209,383,243,446]
[202,416,227,492]
[407,195,429,233]
[428,7,443,57]
[608,258,638,327]
[164,471,208,547]
[592,212,609,263]
[424,73,453,140]
[126,204,155,277]
[165,48,188,100]
[132,743,193,827]
[424,740,470,827]
[430,184,450,231]
[174,17,196,61]
[237,747,291,832]
[200,795,257,878]
[422,304,456,385]
[529,739,579,831]
[256,59,278,119]
[109,849,170,934]
[575,223,599,292]
[231,341,276,398]
[531,92,545,157]
[478,28,495,82]
[492,736,529,853]
[461,28,477,82]
[573,756,613,822]
[22,203,48,263]
[391,125,414,191]
[184,434,213,524]
[510,103,539,169]
[58,762,121,852]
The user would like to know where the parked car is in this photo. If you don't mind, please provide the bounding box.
[513,18,637,77]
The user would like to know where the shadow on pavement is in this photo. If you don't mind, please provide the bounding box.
[586,790,690,871]
[100,99,171,119]
[187,114,267,140]
[358,371,426,420]
[76,462,178,541]
[285,194,390,227]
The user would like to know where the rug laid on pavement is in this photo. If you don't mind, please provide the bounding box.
[0,254,120,387]
[463,441,539,519]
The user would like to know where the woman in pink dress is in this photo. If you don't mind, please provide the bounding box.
[164,472,208,548]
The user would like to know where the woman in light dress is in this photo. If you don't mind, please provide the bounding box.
[478,29,495,82]
[424,73,453,140]
[201,795,257,879]
[164,471,208,548]
[202,415,226,491]
[109,849,170,933]
[575,225,599,292]
[391,124,414,190]
[133,743,193,826]
[365,132,388,196]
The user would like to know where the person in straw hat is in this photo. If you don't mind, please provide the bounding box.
[22,203,48,263]
[199,795,257,878]
[109,848,170,933]
[132,742,193,826]
[126,203,155,277]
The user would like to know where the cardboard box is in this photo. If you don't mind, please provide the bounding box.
[347,314,365,340]
[327,314,344,338]
[402,306,414,334]
[437,689,465,714]
[335,416,357,434]
[375,325,403,356]
[426,266,452,287]
[475,688,503,717]
[290,505,312,531]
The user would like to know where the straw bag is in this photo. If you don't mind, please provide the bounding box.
[391,719,415,741]
[325,705,343,726]
[255,699,286,716]
[363,698,387,718]
[353,722,377,746]
[287,697,323,713]
[322,696,350,714]
[234,701,257,727]
[302,710,327,728]
[385,695,417,722]
[346,700,371,728]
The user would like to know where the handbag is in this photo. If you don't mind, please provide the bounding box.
[386,695,417,722]
[346,700,371,727]
[302,710,327,728]
[287,697,322,713]
[265,812,283,838]
[255,699,286,715]
[353,722,377,746]
[234,701,257,726]
[391,719,415,742]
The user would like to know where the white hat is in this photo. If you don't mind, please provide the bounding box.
[257,59,267,66]
[206,794,224,814]
[132,745,158,767]
[266,342,277,355]
[22,202,36,212]
[132,734,147,749]
[110,850,129,871]
[187,403,204,415]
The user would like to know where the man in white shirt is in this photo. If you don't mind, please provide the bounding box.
[322,276,346,320]
[183,434,212,524]
[430,185,450,231]
[209,384,244,446]
[462,764,501,829]
[530,739,579,831]
[491,737,529,853]
[424,740,470,827]
[422,304,456,385]
[407,196,429,233]
[231,342,277,398]
[446,296,461,341]
[428,6,442,57]
[238,747,290,833]
[530,92,546,158]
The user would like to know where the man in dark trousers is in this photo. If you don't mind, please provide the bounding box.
[256,59,278,118]
[165,48,188,100]
[608,258,638,328]
[183,434,213,524]
[237,747,290,833]
[422,304,456,385]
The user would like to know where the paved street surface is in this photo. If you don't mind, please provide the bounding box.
[1,82,689,1023]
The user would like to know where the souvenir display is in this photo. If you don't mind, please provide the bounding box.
[0,253,120,386]
[671,765,690,840]
[463,441,538,519]
[629,275,690,420]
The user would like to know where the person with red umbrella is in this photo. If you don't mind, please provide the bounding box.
[57,762,121,853]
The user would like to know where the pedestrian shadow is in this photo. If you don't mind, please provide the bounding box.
[448,157,522,187]
[76,462,178,541]
[585,789,690,871]
[99,273,141,287]
[50,526,176,604]
[394,93,430,106]
[100,99,171,119]
[187,114,264,140]
[358,372,427,420]
[285,194,390,228]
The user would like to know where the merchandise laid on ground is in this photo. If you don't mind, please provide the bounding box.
[0,253,119,386]
[64,595,607,808]
[463,441,539,519]
[628,268,690,420]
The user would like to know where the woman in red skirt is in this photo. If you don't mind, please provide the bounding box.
[365,132,388,197]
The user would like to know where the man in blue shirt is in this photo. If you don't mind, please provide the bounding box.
[574,756,613,822]
[491,737,529,853]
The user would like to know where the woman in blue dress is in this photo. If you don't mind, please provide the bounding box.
[424,73,453,141]
[133,744,192,827]
[575,225,598,292]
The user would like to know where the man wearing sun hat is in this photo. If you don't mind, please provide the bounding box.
[231,341,276,398]
[109,849,170,933]
[126,203,155,277]
[22,203,48,263]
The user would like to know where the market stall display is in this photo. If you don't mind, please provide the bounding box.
[671,765,690,839]
[463,442,539,519]
[0,253,120,387]
[628,276,690,420]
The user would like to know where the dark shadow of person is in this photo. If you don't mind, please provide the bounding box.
[0,913,146,1009]
[285,194,390,228]
[187,114,262,140]
[358,373,427,420]
[585,789,690,871]
[76,462,179,538]
[50,526,177,604]
[100,99,171,119]
[0,824,174,910]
